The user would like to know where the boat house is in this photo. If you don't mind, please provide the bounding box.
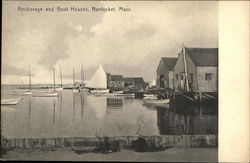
[174,46,218,93]
[107,74,124,90]
[124,77,146,89]
[156,57,178,89]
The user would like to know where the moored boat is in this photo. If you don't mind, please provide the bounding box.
[142,99,170,108]
[116,93,135,97]
[85,64,109,94]
[143,94,158,100]
[1,97,23,105]
[32,92,58,97]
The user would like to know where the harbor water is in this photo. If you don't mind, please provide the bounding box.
[1,85,218,139]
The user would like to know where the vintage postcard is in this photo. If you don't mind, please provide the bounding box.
[1,0,249,162]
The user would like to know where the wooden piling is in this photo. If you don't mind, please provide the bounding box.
[199,92,202,102]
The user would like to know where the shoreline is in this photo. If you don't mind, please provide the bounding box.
[1,148,218,162]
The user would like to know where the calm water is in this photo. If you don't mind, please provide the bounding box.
[1,86,218,139]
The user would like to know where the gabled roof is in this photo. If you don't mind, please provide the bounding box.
[161,57,178,71]
[110,75,123,81]
[185,48,218,67]
[124,77,145,85]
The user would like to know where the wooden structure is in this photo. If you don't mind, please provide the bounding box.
[156,57,177,89]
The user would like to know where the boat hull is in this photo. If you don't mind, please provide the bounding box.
[32,92,58,97]
[90,89,109,94]
[1,97,23,105]
[142,99,170,108]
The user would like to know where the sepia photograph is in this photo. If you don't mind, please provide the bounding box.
[1,0,233,162]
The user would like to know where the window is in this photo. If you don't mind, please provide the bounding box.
[176,75,178,81]
[205,73,212,80]
[180,75,184,80]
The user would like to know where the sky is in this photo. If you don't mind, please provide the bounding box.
[2,1,218,84]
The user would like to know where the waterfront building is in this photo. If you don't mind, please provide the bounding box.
[124,77,146,89]
[107,74,124,89]
[174,46,218,92]
[156,57,178,89]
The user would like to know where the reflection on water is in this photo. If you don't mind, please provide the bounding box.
[107,97,123,110]
[1,86,218,138]
[157,104,218,135]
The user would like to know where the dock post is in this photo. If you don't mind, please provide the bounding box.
[199,92,202,102]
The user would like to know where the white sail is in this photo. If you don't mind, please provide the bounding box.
[86,64,107,89]
[149,79,156,87]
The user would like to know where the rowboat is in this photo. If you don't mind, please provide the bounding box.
[1,97,23,105]
[142,99,170,108]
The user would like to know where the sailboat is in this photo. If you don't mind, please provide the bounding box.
[56,63,63,91]
[80,61,88,92]
[72,67,79,93]
[85,64,109,94]
[32,68,58,97]
[21,66,32,95]
[149,79,156,88]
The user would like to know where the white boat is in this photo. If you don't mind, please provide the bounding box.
[85,64,109,94]
[72,89,80,93]
[56,87,63,91]
[90,89,109,94]
[142,99,170,108]
[113,90,124,94]
[21,91,32,95]
[116,93,135,97]
[143,94,158,100]
[1,97,23,105]
[149,79,156,87]
[32,92,58,97]
[32,89,54,93]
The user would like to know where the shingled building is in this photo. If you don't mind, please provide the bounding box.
[174,47,218,92]
[156,57,178,89]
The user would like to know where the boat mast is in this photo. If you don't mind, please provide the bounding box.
[53,68,56,92]
[81,60,84,85]
[73,67,75,86]
[183,44,190,92]
[29,65,31,91]
[60,63,63,87]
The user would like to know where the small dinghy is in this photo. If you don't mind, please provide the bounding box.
[1,97,23,105]
[142,99,170,108]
